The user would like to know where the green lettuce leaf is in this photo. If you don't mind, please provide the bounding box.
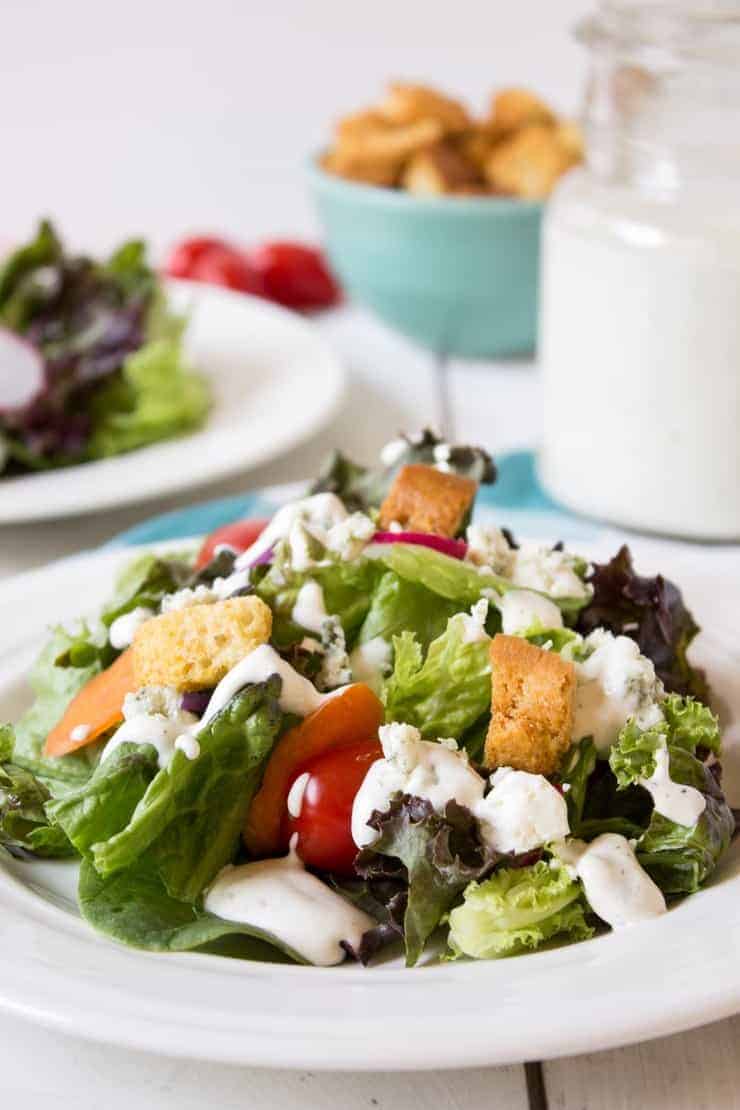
[256,556,384,649]
[46,743,159,857]
[88,337,210,459]
[0,219,63,328]
[383,612,491,742]
[101,551,193,627]
[356,570,461,655]
[0,725,74,858]
[78,857,302,962]
[12,626,110,793]
[608,696,734,892]
[355,794,493,967]
[447,861,593,959]
[92,679,283,902]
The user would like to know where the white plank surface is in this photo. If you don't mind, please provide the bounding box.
[545,1016,740,1110]
[0,1014,528,1110]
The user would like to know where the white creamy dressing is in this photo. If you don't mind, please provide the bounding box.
[639,740,706,827]
[174,734,201,761]
[291,581,328,634]
[232,493,373,573]
[349,636,392,688]
[497,589,564,636]
[351,723,485,848]
[464,524,590,601]
[102,687,198,770]
[379,438,408,466]
[556,834,666,928]
[286,771,311,819]
[204,839,375,966]
[541,172,740,538]
[108,606,154,649]
[351,723,570,857]
[69,723,91,743]
[432,442,453,473]
[476,767,569,854]
[572,629,664,751]
[459,599,490,644]
[200,643,330,726]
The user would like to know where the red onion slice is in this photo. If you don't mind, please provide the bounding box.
[370,531,468,559]
[0,327,45,412]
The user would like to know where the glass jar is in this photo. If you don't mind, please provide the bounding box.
[539,1,740,539]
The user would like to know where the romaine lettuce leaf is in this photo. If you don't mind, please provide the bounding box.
[88,337,210,459]
[608,697,734,892]
[355,794,493,966]
[256,556,384,648]
[101,551,193,627]
[12,626,110,793]
[382,612,491,742]
[46,742,159,857]
[356,570,460,655]
[78,857,302,961]
[0,725,74,859]
[447,861,593,959]
[92,678,283,902]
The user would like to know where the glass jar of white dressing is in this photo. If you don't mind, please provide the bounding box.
[539,2,740,539]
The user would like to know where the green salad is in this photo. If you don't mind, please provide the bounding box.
[0,220,210,474]
[0,432,734,967]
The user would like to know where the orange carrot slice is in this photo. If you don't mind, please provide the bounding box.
[244,682,384,857]
[43,648,137,758]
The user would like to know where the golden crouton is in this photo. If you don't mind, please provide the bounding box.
[326,113,445,186]
[552,120,584,162]
[379,82,471,132]
[490,88,556,134]
[484,634,575,776]
[454,126,502,175]
[484,124,578,199]
[401,139,481,196]
[132,596,272,692]
[379,463,477,537]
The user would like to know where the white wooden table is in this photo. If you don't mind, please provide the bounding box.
[1,305,737,1109]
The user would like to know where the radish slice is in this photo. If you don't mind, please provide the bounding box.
[0,327,44,412]
[370,531,468,559]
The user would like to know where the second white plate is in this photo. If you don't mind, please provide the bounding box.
[0,281,345,522]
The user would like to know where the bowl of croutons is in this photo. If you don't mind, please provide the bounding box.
[309,82,582,358]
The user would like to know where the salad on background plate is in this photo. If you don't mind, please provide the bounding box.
[0,432,734,968]
[0,221,210,476]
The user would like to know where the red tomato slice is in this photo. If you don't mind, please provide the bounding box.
[195,518,269,570]
[249,241,341,311]
[282,738,382,875]
[165,237,263,295]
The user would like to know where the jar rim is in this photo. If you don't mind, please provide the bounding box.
[577,2,740,61]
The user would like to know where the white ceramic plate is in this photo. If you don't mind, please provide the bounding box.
[0,281,345,522]
[0,537,738,1069]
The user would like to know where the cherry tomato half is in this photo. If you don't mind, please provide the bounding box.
[282,737,382,875]
[165,236,231,279]
[195,518,269,570]
[248,242,341,311]
[165,237,263,295]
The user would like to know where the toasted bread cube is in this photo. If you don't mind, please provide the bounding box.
[326,113,444,186]
[484,124,578,199]
[401,139,481,196]
[379,82,471,132]
[132,596,272,692]
[485,634,575,776]
[454,125,502,175]
[553,120,584,163]
[490,88,556,134]
[379,463,477,537]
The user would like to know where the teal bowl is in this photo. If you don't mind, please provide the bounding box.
[308,159,543,358]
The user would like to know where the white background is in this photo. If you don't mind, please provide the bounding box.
[2,0,590,252]
[5,4,740,1108]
